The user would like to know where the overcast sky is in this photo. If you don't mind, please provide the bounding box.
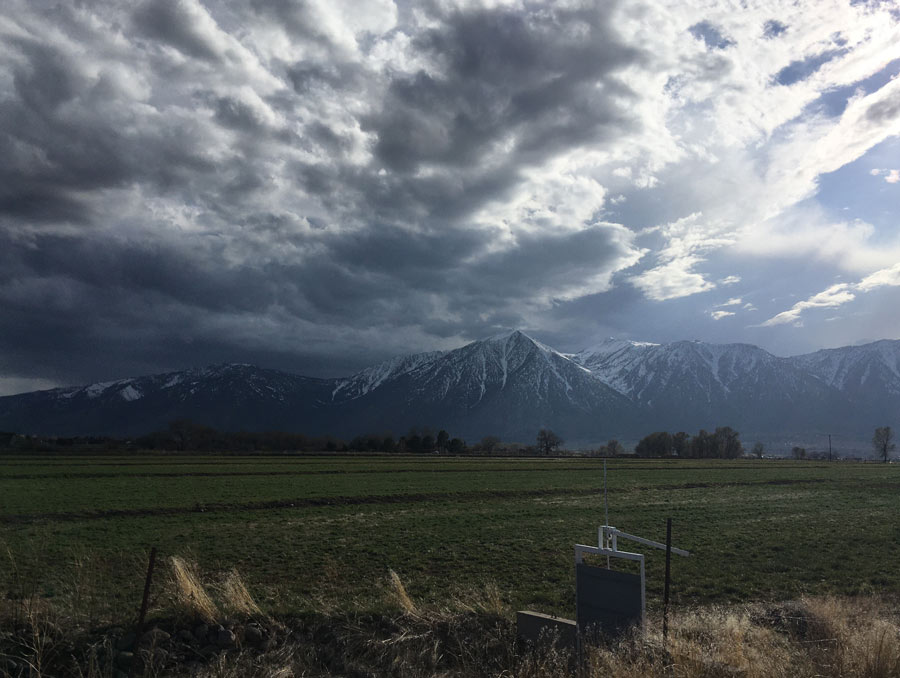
[1,0,899,394]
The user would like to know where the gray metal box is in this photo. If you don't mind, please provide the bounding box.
[575,564,642,639]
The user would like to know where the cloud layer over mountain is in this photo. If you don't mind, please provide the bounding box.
[1,0,899,392]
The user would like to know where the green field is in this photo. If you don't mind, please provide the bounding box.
[2,455,899,621]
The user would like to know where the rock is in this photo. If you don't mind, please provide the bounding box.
[115,651,134,670]
[199,644,219,658]
[244,624,264,644]
[140,627,171,647]
[178,629,195,643]
[194,623,209,642]
[116,632,136,651]
[216,627,236,647]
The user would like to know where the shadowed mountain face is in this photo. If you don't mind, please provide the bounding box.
[328,331,637,441]
[572,339,849,435]
[793,340,900,426]
[1,332,898,443]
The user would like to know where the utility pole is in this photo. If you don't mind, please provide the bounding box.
[817,433,838,461]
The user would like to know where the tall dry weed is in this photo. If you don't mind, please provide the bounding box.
[388,569,419,617]
[169,556,219,623]
[450,581,506,616]
[217,568,265,620]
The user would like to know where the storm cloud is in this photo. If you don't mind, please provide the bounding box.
[1,0,899,393]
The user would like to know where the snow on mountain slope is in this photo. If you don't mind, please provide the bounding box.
[0,364,336,437]
[328,330,635,441]
[400,330,612,408]
[53,364,323,405]
[574,339,778,400]
[574,338,660,397]
[331,351,444,401]
[793,340,900,396]
[573,338,846,433]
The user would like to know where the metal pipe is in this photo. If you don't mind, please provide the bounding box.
[606,527,690,557]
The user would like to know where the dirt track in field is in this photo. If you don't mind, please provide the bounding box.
[0,478,828,525]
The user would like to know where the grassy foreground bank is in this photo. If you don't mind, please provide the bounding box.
[1,557,899,677]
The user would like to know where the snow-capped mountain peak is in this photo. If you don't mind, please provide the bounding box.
[2,334,899,443]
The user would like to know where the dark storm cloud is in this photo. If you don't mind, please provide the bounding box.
[0,34,224,228]
[366,4,642,174]
[2,233,275,313]
[0,0,651,388]
[132,0,224,62]
[249,0,334,48]
[289,2,647,238]
[461,227,634,305]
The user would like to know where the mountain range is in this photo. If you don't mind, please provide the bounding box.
[2,331,898,448]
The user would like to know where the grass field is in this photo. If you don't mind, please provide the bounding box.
[2,455,900,623]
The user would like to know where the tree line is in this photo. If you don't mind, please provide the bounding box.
[134,420,480,453]
[634,426,743,458]
[3,422,895,460]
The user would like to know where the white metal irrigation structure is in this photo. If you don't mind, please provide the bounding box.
[573,460,690,629]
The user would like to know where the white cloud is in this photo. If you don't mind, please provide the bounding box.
[632,256,714,301]
[857,262,900,291]
[710,310,735,320]
[869,168,900,183]
[761,283,856,327]
[764,76,900,213]
[719,276,741,286]
[763,262,900,326]
[718,297,742,307]
[631,213,736,301]
[735,208,900,274]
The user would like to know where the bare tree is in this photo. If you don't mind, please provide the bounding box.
[752,442,765,459]
[791,446,806,460]
[873,426,895,463]
[536,429,563,456]
[479,435,500,453]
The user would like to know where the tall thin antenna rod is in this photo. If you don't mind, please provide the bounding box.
[603,459,609,526]
[603,459,610,568]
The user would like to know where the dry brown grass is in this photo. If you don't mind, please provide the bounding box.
[450,581,507,617]
[388,568,420,617]
[217,568,265,620]
[169,555,220,623]
[582,596,900,678]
